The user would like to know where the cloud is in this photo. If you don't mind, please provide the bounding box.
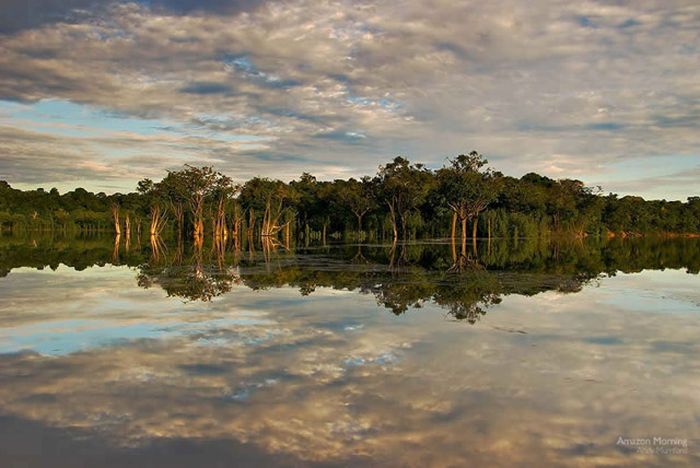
[0,0,102,35]
[595,166,700,200]
[179,82,234,95]
[0,0,698,198]
[0,1,269,35]
[141,0,268,15]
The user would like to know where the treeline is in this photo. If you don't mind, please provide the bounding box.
[1,152,699,242]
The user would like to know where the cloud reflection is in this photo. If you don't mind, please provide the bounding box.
[0,266,698,465]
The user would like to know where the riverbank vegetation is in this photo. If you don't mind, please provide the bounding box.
[2,153,699,246]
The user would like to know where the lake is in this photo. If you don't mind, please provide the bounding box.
[0,235,698,466]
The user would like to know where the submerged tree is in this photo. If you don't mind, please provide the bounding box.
[165,166,230,244]
[157,173,187,239]
[437,151,500,258]
[210,174,238,242]
[136,178,167,239]
[239,177,298,243]
[111,203,121,236]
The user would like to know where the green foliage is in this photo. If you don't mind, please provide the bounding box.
[239,177,298,227]
[375,156,435,239]
[1,154,698,238]
[436,151,501,220]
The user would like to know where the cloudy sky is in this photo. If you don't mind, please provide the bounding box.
[0,0,698,199]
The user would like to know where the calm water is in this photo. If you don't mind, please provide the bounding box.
[0,236,698,467]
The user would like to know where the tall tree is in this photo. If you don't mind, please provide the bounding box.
[239,177,297,240]
[376,157,434,241]
[164,165,228,244]
[290,173,321,242]
[335,177,376,237]
[436,151,500,253]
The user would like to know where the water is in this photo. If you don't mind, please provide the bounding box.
[0,235,698,466]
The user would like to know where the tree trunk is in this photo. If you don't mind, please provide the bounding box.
[232,206,241,251]
[124,214,131,240]
[214,197,226,240]
[175,203,184,240]
[450,211,457,262]
[112,234,120,264]
[461,216,467,258]
[233,220,241,251]
[487,216,492,255]
[248,208,255,239]
[401,213,408,241]
[472,215,478,255]
[387,202,398,242]
[262,199,270,237]
[112,205,121,236]
[193,208,204,246]
[150,206,159,236]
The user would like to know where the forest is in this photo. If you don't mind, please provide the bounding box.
[1,152,699,247]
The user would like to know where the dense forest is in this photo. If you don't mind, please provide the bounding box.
[2,152,699,245]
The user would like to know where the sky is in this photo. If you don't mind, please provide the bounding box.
[0,0,698,199]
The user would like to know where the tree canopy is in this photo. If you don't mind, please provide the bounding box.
[1,153,698,240]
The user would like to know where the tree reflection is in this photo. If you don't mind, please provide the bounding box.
[433,272,503,323]
[2,235,699,319]
[137,241,240,302]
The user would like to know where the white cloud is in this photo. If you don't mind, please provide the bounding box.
[0,0,698,198]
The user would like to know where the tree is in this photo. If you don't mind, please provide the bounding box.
[376,157,434,241]
[335,177,376,237]
[163,165,228,244]
[155,172,188,239]
[436,151,500,254]
[209,174,238,240]
[290,173,321,242]
[239,177,297,241]
[136,178,165,238]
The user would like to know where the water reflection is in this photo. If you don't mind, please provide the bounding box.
[0,236,698,466]
[2,234,698,321]
[137,243,240,302]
